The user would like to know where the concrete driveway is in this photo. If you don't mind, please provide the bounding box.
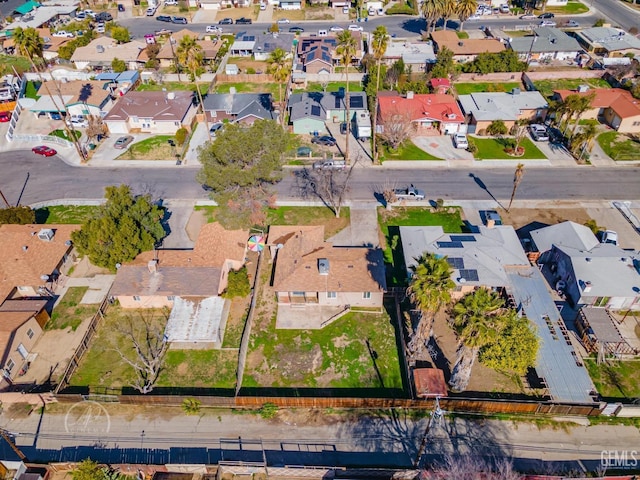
[531,137,576,166]
[413,135,474,161]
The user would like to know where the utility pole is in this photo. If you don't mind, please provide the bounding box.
[0,189,10,208]
[0,429,28,461]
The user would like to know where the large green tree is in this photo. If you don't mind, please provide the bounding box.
[479,309,539,375]
[371,25,389,164]
[0,206,35,225]
[429,46,455,79]
[13,27,44,59]
[267,47,291,125]
[337,30,357,164]
[176,36,207,136]
[71,185,165,270]
[457,0,478,31]
[407,253,454,359]
[196,120,293,228]
[449,288,505,392]
[110,25,131,44]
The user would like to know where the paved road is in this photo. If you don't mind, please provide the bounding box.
[2,151,639,204]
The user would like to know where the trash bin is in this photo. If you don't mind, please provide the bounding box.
[88,143,96,150]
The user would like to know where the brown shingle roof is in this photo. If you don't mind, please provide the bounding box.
[270,225,386,293]
[0,224,77,303]
[157,37,221,60]
[41,80,110,108]
[110,265,221,297]
[431,30,505,55]
[104,90,193,122]
[0,299,48,313]
[0,311,37,360]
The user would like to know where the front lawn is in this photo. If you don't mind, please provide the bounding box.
[472,137,547,160]
[266,206,350,238]
[584,359,640,400]
[378,206,465,286]
[35,205,98,224]
[116,135,178,160]
[454,82,521,95]
[47,287,97,331]
[544,0,588,14]
[25,81,40,99]
[137,81,209,94]
[533,78,611,99]
[597,131,640,161]
[49,129,81,141]
[381,140,442,161]
[213,82,280,99]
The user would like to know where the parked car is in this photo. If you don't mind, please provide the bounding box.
[155,28,172,35]
[206,25,221,33]
[218,17,233,24]
[539,20,556,27]
[235,17,252,24]
[95,12,112,21]
[146,7,157,15]
[297,146,312,156]
[76,11,86,19]
[339,122,347,134]
[313,160,346,170]
[32,145,57,157]
[348,24,363,31]
[565,20,579,27]
[529,124,550,141]
[277,18,290,24]
[601,230,618,246]
[519,13,536,19]
[209,122,223,136]
[95,23,106,33]
[453,133,468,149]
[394,185,425,200]
[114,135,134,149]
[172,16,187,24]
[157,15,172,22]
[377,7,383,15]
[117,3,125,11]
[84,9,96,17]
[165,0,178,4]
[289,26,304,33]
[329,25,344,32]
[0,111,11,122]
[66,115,88,127]
[50,112,62,120]
[500,3,510,13]
[342,6,349,13]
[260,2,266,9]
[311,135,337,146]
[538,12,554,18]
[52,30,74,38]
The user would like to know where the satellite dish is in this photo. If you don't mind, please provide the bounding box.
[40,274,50,281]
[276,243,284,249]
[115,263,122,269]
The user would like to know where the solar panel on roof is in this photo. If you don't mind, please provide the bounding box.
[459,269,479,281]
[447,257,465,269]
[350,96,364,108]
[450,235,476,242]
[242,35,255,41]
[335,96,341,108]
[437,241,463,248]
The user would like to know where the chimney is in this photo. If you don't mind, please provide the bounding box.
[148,259,158,273]
[167,92,175,100]
[406,91,414,99]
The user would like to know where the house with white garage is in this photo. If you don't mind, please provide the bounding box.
[381,39,436,73]
[506,27,582,62]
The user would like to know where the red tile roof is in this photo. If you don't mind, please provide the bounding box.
[377,92,464,124]
[554,88,640,119]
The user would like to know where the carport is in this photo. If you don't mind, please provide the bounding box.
[28,95,73,118]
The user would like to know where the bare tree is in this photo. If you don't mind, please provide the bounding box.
[379,108,414,150]
[421,455,523,480]
[294,160,357,218]
[377,180,398,210]
[86,115,109,144]
[114,312,170,394]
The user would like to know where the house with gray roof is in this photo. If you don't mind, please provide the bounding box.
[399,225,530,299]
[380,39,436,73]
[202,92,277,124]
[253,32,295,61]
[457,89,548,133]
[573,27,640,58]
[507,28,582,62]
[287,90,368,134]
[531,221,640,310]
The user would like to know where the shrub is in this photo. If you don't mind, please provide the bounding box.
[584,219,601,235]
[246,67,256,74]
[182,398,201,415]
[258,403,279,419]
[223,267,251,298]
[476,129,487,136]
[467,139,478,154]
[486,120,508,136]
[386,3,414,14]
[593,18,605,27]
[175,127,188,146]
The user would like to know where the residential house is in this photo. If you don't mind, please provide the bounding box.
[530,221,640,310]
[399,225,530,299]
[110,222,248,309]
[287,90,368,134]
[202,92,278,124]
[0,224,77,304]
[381,39,436,73]
[376,91,465,136]
[296,34,364,74]
[457,89,548,133]
[70,37,146,71]
[269,225,386,328]
[229,35,257,57]
[154,30,222,68]
[0,299,49,389]
[103,90,197,134]
[552,87,640,134]
[430,78,451,94]
[5,2,76,30]
[35,28,72,61]
[279,0,302,8]
[95,70,140,97]
[506,27,582,62]
[572,27,640,58]
[28,80,113,118]
[252,32,295,61]
[431,30,505,63]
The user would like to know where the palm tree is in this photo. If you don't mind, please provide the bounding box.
[508,162,524,212]
[267,47,291,126]
[439,0,457,31]
[570,92,596,137]
[371,25,388,164]
[407,253,455,359]
[457,0,477,31]
[336,31,357,164]
[13,27,44,60]
[573,123,598,163]
[449,288,505,392]
[176,36,208,138]
[420,0,440,32]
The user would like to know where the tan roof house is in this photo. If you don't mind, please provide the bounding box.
[29,80,113,118]
[268,225,386,329]
[110,222,248,309]
[431,30,505,63]
[0,299,49,390]
[36,28,72,60]
[0,224,77,304]
[70,37,146,71]
[155,30,222,69]
[103,90,197,135]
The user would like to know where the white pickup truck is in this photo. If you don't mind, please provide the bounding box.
[394,185,425,200]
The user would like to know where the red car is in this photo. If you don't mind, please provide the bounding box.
[0,111,10,122]
[32,145,57,157]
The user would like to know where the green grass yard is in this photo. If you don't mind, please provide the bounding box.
[545,0,588,14]
[49,129,81,141]
[454,82,521,95]
[472,137,547,160]
[381,140,442,161]
[35,205,98,224]
[157,349,238,389]
[597,131,640,161]
[533,78,611,99]
[47,287,97,331]
[137,81,208,94]
[116,135,178,160]
[584,359,640,400]
[213,82,280,99]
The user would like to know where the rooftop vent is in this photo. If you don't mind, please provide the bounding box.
[406,91,414,99]
[458,41,464,46]
[96,45,105,53]
[577,84,590,93]
[318,258,329,275]
[148,259,158,273]
[37,228,55,242]
[22,246,28,251]
[167,92,175,100]
[512,88,521,95]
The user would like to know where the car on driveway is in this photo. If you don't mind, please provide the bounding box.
[118,4,125,11]
[519,13,536,19]
[453,133,468,149]
[529,124,549,141]
[601,230,618,245]
[0,111,11,122]
[172,16,188,24]
[539,19,556,26]
[289,26,304,33]
[32,145,57,157]
[565,19,579,27]
[329,25,344,32]
[209,122,223,136]
[297,146,312,156]
[311,135,337,146]
[206,25,222,33]
[348,24,363,31]
[277,18,290,24]
[218,17,233,24]
[235,17,252,24]
[95,12,112,21]
[114,135,134,149]
[53,30,74,38]
[538,12,554,18]
[96,22,106,33]
[157,15,172,22]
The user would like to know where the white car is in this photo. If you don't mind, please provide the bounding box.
[453,133,468,149]
[601,230,618,246]
[329,25,344,32]
[347,24,363,31]
[520,13,536,19]
[206,25,221,33]
[277,18,290,23]
[539,19,556,26]
[53,30,74,38]
[96,22,105,33]
[164,0,178,4]
[84,9,96,17]
[146,6,156,15]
